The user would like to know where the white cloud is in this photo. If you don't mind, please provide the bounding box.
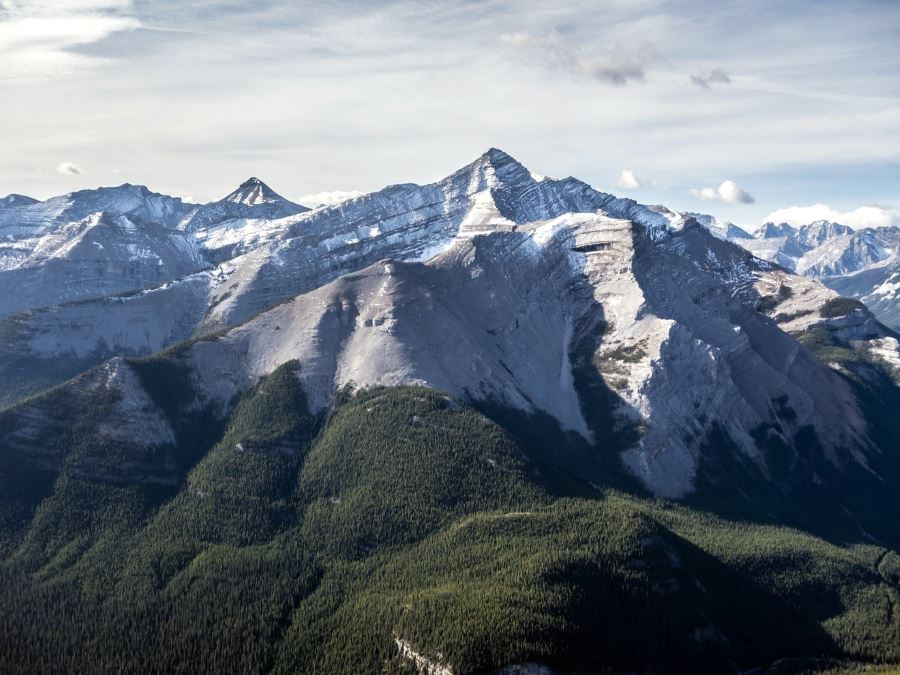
[500,31,660,86]
[1,1,899,203]
[690,180,754,204]
[690,69,731,89]
[298,190,364,208]
[0,0,139,82]
[617,169,641,189]
[763,204,900,229]
[56,161,81,175]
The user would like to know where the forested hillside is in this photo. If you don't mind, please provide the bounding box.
[1,368,897,674]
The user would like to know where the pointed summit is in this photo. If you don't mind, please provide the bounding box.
[454,147,534,193]
[181,178,308,231]
[484,147,514,162]
[225,177,286,206]
[480,147,528,174]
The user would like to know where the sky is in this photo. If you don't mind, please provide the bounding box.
[1,0,899,230]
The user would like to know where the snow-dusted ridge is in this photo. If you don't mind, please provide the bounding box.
[2,148,898,503]
[690,212,900,332]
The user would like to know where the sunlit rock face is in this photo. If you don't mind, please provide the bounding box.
[2,149,897,507]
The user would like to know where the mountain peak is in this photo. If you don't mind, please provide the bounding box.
[484,147,514,162]
[802,219,852,232]
[459,147,533,191]
[686,212,752,240]
[225,177,284,206]
[480,147,527,172]
[757,221,797,239]
[0,193,38,207]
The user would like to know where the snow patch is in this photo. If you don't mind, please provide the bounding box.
[395,639,453,675]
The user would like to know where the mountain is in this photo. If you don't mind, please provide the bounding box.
[0,185,204,316]
[706,217,900,331]
[0,149,678,405]
[0,178,304,311]
[758,221,798,239]
[747,219,897,278]
[0,210,204,318]
[0,194,38,208]
[825,257,900,333]
[224,176,294,207]
[179,177,308,237]
[0,183,195,235]
[1,150,899,673]
[683,212,752,240]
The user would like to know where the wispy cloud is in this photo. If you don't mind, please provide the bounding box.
[690,69,731,89]
[0,0,139,82]
[500,31,660,86]
[56,161,82,175]
[691,180,754,204]
[1,0,898,213]
[764,204,899,229]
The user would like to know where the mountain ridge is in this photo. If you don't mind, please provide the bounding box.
[1,148,899,673]
[699,214,899,331]
[2,149,897,516]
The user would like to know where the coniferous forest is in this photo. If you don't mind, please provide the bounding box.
[1,357,898,674]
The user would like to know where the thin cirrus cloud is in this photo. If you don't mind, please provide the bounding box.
[690,69,731,89]
[763,204,900,229]
[617,169,642,189]
[0,0,139,82]
[500,31,660,86]
[691,180,755,204]
[56,162,82,175]
[0,0,898,212]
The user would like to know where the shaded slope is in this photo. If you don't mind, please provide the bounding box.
[1,385,897,674]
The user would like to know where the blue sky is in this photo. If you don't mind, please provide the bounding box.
[1,0,898,229]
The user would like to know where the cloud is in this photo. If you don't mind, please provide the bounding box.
[690,180,754,204]
[298,190,364,207]
[2,0,900,205]
[617,169,641,189]
[500,31,660,86]
[690,69,731,89]
[763,204,900,229]
[0,0,139,82]
[56,162,82,175]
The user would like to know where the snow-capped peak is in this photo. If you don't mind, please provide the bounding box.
[684,212,752,240]
[178,178,308,233]
[0,193,39,208]
[796,220,854,247]
[459,148,534,192]
[225,177,284,206]
[757,222,798,239]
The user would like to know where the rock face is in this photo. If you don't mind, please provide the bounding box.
[0,356,182,488]
[0,179,302,318]
[825,258,900,332]
[684,212,752,240]
[1,149,898,520]
[0,185,205,316]
[2,148,674,389]
[0,212,204,317]
[710,218,900,331]
[181,210,879,500]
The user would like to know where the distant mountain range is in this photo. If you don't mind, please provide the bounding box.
[689,212,900,331]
